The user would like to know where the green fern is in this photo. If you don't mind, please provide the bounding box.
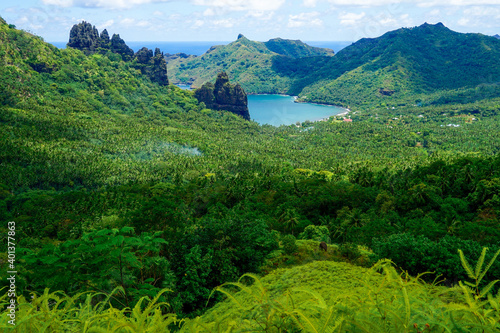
[458,247,500,299]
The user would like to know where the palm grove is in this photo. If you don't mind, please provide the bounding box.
[1,18,500,332]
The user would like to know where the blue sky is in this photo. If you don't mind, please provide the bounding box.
[1,0,500,42]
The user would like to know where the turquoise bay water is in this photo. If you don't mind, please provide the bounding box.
[175,85,346,126]
[248,95,345,127]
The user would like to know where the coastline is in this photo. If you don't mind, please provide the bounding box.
[293,96,350,114]
[293,96,351,121]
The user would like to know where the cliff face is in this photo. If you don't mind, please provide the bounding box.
[67,22,168,86]
[135,47,169,86]
[195,72,250,120]
[67,21,100,55]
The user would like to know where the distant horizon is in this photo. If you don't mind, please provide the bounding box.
[47,40,354,43]
[47,40,354,55]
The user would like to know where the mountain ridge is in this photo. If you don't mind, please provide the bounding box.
[169,22,500,108]
[167,35,334,93]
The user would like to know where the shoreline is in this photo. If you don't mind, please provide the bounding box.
[293,97,350,114]
[249,93,351,114]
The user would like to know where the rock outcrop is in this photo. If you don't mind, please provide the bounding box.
[135,47,169,86]
[110,33,134,61]
[67,22,168,86]
[194,72,250,120]
[67,21,100,55]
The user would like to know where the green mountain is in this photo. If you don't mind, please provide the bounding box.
[167,34,334,94]
[170,23,500,108]
[296,22,500,107]
[263,37,335,58]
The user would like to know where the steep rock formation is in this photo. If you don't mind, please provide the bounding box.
[150,48,169,86]
[195,72,249,120]
[67,22,168,86]
[110,34,134,61]
[134,47,169,86]
[67,21,100,55]
[99,29,110,49]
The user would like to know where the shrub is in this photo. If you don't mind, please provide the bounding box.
[282,234,298,255]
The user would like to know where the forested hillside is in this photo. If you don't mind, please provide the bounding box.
[1,16,500,332]
[167,34,334,93]
[170,23,500,109]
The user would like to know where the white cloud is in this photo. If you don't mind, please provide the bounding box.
[42,0,171,9]
[211,18,235,28]
[463,6,500,16]
[191,0,285,11]
[42,0,73,7]
[327,0,408,5]
[309,0,500,5]
[203,8,215,16]
[17,16,29,24]
[120,17,136,25]
[288,12,323,28]
[246,10,275,20]
[153,10,164,16]
[339,12,366,26]
[193,19,205,28]
[98,19,114,30]
[303,0,318,7]
[419,0,500,5]
[454,6,500,28]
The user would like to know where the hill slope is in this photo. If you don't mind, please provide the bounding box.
[183,258,498,332]
[296,22,500,106]
[167,35,334,94]
[170,23,500,108]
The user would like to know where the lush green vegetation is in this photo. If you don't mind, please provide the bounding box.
[1,17,500,331]
[170,22,500,110]
[167,35,334,93]
[3,254,500,332]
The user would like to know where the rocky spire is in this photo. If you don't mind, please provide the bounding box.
[110,34,134,61]
[195,72,250,120]
[67,21,100,54]
[99,29,110,49]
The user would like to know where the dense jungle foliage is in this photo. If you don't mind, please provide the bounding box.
[1,17,500,331]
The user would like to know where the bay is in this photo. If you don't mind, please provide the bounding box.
[248,94,346,127]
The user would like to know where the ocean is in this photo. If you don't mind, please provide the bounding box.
[48,41,352,56]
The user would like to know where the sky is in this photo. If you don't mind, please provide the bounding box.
[1,0,500,42]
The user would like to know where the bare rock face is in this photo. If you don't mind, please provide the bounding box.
[110,34,134,61]
[195,72,250,120]
[150,48,169,86]
[67,21,100,55]
[67,22,168,86]
[135,47,169,86]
